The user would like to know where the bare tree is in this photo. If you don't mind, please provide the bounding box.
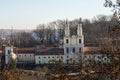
[12,32,36,47]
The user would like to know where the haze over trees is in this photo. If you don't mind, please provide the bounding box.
[0,15,118,47]
[33,15,117,46]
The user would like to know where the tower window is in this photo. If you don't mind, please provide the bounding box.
[8,50,11,54]
[67,56,69,58]
[79,48,81,53]
[79,39,81,43]
[66,48,69,53]
[73,48,75,53]
[66,39,69,44]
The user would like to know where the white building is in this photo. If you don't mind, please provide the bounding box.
[83,47,110,63]
[5,19,84,65]
[15,48,35,64]
[35,19,84,64]
[5,44,17,64]
[63,20,84,63]
[35,48,64,64]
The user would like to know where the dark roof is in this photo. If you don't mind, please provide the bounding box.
[85,51,102,55]
[36,48,64,55]
[13,46,64,55]
[13,47,35,54]
[17,50,35,54]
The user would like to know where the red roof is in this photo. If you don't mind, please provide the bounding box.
[13,47,35,54]
[13,46,64,55]
[36,47,64,55]
[84,47,100,52]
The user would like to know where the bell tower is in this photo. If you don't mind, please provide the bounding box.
[63,18,84,64]
[65,19,70,37]
[77,23,83,36]
[5,40,13,64]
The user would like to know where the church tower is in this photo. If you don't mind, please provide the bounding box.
[5,40,16,64]
[5,41,13,64]
[64,19,70,37]
[63,18,84,64]
[77,19,84,53]
[77,23,82,36]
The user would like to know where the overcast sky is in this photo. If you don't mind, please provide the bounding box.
[0,0,116,29]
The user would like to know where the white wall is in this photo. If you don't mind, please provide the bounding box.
[17,53,35,63]
[5,46,13,64]
[35,55,64,64]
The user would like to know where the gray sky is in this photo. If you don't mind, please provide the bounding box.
[0,0,116,29]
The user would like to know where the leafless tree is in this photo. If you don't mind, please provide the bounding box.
[12,32,36,47]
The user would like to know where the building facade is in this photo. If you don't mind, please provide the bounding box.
[16,48,35,64]
[63,20,84,63]
[35,47,64,64]
[83,47,110,63]
[5,45,17,64]
[4,19,85,65]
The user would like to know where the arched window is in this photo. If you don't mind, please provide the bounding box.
[72,48,75,53]
[66,39,69,44]
[79,48,81,53]
[66,48,69,53]
[8,50,11,54]
[79,39,81,43]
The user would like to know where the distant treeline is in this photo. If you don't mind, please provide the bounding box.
[0,15,118,47]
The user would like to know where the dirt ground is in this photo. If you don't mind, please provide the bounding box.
[20,75,40,80]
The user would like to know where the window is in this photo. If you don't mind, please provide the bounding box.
[8,50,10,54]
[39,61,41,64]
[66,60,69,64]
[104,58,106,60]
[39,57,40,59]
[102,55,104,58]
[79,39,81,43]
[66,39,69,44]
[59,59,61,62]
[66,48,69,53]
[44,57,46,58]
[73,48,75,53]
[67,56,68,58]
[73,60,76,63]
[79,48,81,53]
[52,57,54,58]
